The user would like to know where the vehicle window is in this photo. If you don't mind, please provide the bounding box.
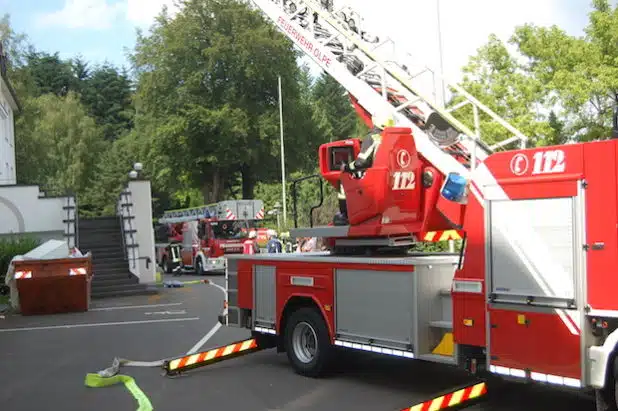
[198,222,208,240]
[211,221,248,239]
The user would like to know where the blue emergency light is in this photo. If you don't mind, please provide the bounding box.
[441,172,467,202]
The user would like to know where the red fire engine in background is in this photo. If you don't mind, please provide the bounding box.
[155,200,265,275]
[211,1,618,410]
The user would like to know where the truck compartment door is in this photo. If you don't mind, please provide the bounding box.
[486,193,583,384]
[488,196,576,305]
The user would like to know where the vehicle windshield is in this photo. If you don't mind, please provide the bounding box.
[211,221,248,240]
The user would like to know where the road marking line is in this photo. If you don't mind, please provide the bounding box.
[0,317,200,332]
[144,310,187,315]
[185,280,228,355]
[90,303,183,312]
[187,322,222,355]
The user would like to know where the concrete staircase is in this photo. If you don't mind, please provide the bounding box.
[78,216,156,298]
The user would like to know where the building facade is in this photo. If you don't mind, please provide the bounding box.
[0,42,19,186]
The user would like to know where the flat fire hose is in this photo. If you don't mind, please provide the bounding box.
[85,368,153,411]
[84,278,222,410]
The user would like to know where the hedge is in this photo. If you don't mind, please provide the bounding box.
[0,236,41,296]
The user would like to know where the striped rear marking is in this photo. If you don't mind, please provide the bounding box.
[400,382,487,411]
[422,230,463,242]
[225,208,237,220]
[69,267,87,276]
[14,270,32,279]
[167,338,258,371]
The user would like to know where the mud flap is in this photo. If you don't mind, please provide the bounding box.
[399,381,487,411]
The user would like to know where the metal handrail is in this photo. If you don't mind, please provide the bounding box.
[291,174,324,228]
[118,192,127,261]
[64,194,78,249]
[125,193,137,270]
[65,197,71,248]
[74,196,79,249]
[117,190,138,269]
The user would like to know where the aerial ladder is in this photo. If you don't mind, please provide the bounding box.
[248,0,529,248]
[250,0,529,163]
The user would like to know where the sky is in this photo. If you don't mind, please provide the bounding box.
[1,0,595,81]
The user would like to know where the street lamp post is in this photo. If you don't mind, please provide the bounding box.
[274,201,282,232]
[436,0,446,107]
[129,162,143,180]
[268,201,282,231]
[278,75,288,227]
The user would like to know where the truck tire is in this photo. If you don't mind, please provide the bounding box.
[596,388,618,411]
[596,356,618,411]
[284,307,332,378]
[195,257,204,275]
[162,257,171,274]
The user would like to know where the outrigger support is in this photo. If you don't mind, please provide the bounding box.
[398,381,488,411]
[163,334,275,376]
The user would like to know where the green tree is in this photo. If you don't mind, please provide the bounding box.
[510,1,617,141]
[80,63,134,140]
[0,13,29,69]
[69,55,90,94]
[79,130,144,216]
[456,34,551,147]
[254,170,338,231]
[15,92,106,196]
[459,0,618,145]
[0,14,38,97]
[24,50,75,97]
[131,0,317,203]
[311,73,362,141]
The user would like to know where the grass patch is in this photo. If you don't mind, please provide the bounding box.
[0,294,9,306]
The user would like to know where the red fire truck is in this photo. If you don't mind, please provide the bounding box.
[155,200,265,275]
[212,1,618,409]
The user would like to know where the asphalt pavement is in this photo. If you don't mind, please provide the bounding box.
[0,273,596,411]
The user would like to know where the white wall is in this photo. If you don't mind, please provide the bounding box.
[0,185,76,247]
[0,76,16,186]
[118,180,156,284]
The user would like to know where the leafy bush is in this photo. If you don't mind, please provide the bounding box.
[0,236,41,296]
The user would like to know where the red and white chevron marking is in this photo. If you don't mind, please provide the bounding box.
[401,382,487,411]
[14,270,32,279]
[167,339,258,371]
[225,208,237,220]
[255,208,265,219]
[69,267,87,276]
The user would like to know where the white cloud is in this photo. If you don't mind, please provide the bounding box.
[34,0,181,31]
[125,0,180,28]
[35,0,591,89]
[35,0,126,30]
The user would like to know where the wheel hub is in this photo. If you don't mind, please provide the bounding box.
[292,321,318,364]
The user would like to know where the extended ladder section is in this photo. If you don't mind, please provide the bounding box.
[159,204,221,224]
[249,0,529,180]
[159,200,265,224]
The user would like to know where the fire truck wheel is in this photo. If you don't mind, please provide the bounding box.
[595,356,618,411]
[162,258,171,274]
[284,307,332,378]
[195,257,204,275]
